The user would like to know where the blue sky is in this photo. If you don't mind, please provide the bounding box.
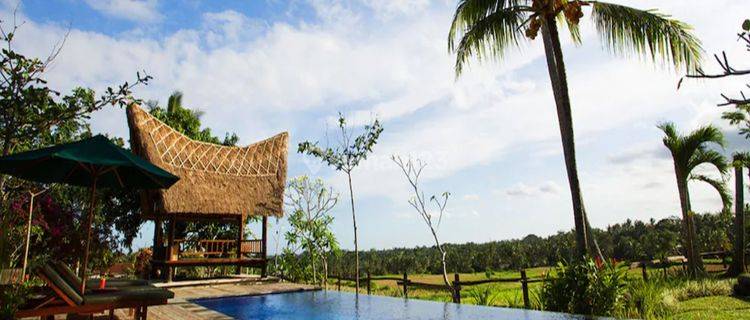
[6,0,749,254]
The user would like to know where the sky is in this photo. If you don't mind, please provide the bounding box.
[4,0,749,254]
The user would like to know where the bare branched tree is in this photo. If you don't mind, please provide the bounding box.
[392,155,455,297]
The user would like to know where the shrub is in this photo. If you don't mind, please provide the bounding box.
[664,279,732,302]
[620,279,674,319]
[467,286,499,306]
[540,259,626,316]
[733,273,750,296]
[0,282,32,319]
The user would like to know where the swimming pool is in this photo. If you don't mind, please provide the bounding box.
[193,290,598,319]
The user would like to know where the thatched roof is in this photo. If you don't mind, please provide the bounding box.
[126,104,287,218]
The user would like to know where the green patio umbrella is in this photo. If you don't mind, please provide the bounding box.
[0,134,178,293]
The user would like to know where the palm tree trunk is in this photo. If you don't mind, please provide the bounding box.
[729,165,746,276]
[540,17,591,259]
[675,171,702,277]
[346,171,360,294]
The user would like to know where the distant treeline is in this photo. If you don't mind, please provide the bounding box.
[322,212,741,276]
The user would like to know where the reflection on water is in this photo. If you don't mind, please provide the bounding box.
[193,290,601,320]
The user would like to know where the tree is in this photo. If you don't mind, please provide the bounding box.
[146,91,238,146]
[683,19,750,277]
[658,122,729,277]
[0,17,150,272]
[392,156,455,298]
[284,176,339,285]
[298,113,383,293]
[728,152,750,276]
[448,0,702,259]
[684,19,750,120]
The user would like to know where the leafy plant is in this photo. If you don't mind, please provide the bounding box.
[664,279,733,302]
[620,279,674,319]
[540,259,626,316]
[0,282,32,319]
[467,286,500,306]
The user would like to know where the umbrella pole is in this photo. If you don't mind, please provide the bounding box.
[21,192,35,281]
[79,177,98,294]
[22,189,47,281]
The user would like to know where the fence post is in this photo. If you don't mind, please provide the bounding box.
[641,263,648,282]
[366,271,371,295]
[337,270,341,291]
[403,272,408,299]
[452,273,461,304]
[521,269,530,309]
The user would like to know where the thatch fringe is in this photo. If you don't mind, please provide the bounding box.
[126,104,287,218]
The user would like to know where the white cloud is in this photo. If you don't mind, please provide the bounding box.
[503,181,561,197]
[6,0,749,249]
[84,0,162,22]
[462,194,480,201]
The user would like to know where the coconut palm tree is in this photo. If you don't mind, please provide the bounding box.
[448,0,703,259]
[658,122,728,277]
[728,152,750,276]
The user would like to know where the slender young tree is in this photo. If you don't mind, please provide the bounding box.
[298,113,383,293]
[284,176,339,285]
[392,156,455,298]
[449,0,703,259]
[658,122,729,277]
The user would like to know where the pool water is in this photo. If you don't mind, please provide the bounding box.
[193,290,597,320]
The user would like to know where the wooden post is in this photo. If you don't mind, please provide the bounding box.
[521,270,530,309]
[337,271,341,291]
[166,217,175,282]
[402,273,408,298]
[452,273,461,303]
[366,271,371,295]
[261,215,268,278]
[641,263,648,282]
[236,215,244,275]
[151,216,163,279]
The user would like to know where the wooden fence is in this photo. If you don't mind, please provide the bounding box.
[327,270,543,308]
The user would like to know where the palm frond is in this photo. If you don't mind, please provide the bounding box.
[589,1,703,72]
[657,122,680,152]
[733,151,750,168]
[688,149,729,175]
[682,125,726,154]
[449,0,528,76]
[689,174,732,211]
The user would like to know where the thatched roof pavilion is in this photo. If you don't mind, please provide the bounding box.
[126,104,288,281]
[126,104,288,219]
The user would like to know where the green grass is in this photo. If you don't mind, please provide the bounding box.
[670,296,750,320]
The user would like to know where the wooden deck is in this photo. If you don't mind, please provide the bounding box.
[24,280,318,320]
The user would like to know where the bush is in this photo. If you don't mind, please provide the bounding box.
[664,279,732,302]
[734,273,750,296]
[0,282,32,320]
[540,259,626,316]
[467,286,499,306]
[620,279,674,319]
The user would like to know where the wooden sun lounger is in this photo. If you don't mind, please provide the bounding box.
[16,264,173,319]
[52,261,151,290]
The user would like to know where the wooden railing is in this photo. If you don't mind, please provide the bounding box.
[172,239,264,259]
[327,270,542,308]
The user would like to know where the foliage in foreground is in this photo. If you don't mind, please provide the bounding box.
[540,259,626,316]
